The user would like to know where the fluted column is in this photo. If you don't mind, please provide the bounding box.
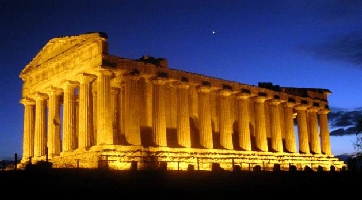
[269,99,283,152]
[176,82,191,147]
[219,89,233,149]
[236,93,251,151]
[253,96,268,152]
[47,87,62,158]
[62,81,78,152]
[197,85,213,149]
[152,78,168,146]
[283,102,297,153]
[295,105,310,154]
[124,74,141,145]
[96,70,114,145]
[308,107,321,154]
[20,98,35,160]
[78,74,95,148]
[34,93,48,157]
[319,109,332,155]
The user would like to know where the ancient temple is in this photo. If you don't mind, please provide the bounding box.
[19,32,345,171]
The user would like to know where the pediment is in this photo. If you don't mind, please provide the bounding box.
[21,32,107,75]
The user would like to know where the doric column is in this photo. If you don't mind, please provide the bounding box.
[253,96,268,152]
[62,81,78,152]
[236,93,251,151]
[34,93,48,157]
[308,106,321,154]
[319,109,332,155]
[176,82,191,148]
[219,89,233,149]
[96,69,114,145]
[124,74,141,145]
[47,87,62,158]
[295,104,310,154]
[152,78,168,147]
[111,88,120,144]
[78,74,96,148]
[197,85,213,149]
[283,102,297,153]
[20,98,35,160]
[269,99,283,152]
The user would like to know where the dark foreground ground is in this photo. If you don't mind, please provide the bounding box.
[1,169,361,198]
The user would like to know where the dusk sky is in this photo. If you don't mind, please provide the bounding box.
[1,0,362,160]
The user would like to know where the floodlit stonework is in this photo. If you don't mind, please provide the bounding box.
[19,32,345,171]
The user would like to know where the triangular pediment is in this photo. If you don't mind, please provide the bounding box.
[21,32,107,75]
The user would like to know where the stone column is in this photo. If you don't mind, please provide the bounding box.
[78,74,95,148]
[319,109,332,155]
[47,87,62,158]
[124,74,141,145]
[111,88,120,144]
[236,93,251,151]
[152,78,168,147]
[176,82,191,148]
[269,99,283,152]
[20,98,35,160]
[197,85,213,149]
[219,89,233,149]
[283,102,297,153]
[34,93,48,157]
[253,96,268,152]
[62,81,78,152]
[96,70,114,145]
[295,105,310,154]
[308,107,321,154]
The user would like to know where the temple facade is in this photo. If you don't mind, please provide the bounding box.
[19,32,345,171]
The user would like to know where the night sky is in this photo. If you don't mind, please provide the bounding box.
[1,0,362,160]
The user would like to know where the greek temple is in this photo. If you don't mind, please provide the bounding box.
[19,32,345,171]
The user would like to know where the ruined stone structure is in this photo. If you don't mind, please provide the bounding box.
[19,32,345,171]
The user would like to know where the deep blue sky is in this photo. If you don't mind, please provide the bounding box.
[1,0,362,160]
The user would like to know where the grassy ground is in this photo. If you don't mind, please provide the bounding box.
[1,169,360,198]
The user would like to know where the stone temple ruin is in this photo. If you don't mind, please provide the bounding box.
[19,32,345,171]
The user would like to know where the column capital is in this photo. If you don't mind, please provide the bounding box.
[219,89,232,97]
[152,77,168,85]
[20,97,35,105]
[294,104,309,110]
[97,69,114,77]
[78,73,97,84]
[62,80,79,89]
[47,86,63,96]
[236,93,250,100]
[35,92,48,101]
[318,109,330,115]
[123,74,141,81]
[252,96,267,103]
[268,99,281,105]
[197,85,211,93]
[174,82,189,89]
[308,106,320,112]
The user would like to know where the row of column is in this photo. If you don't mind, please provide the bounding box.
[21,70,332,161]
